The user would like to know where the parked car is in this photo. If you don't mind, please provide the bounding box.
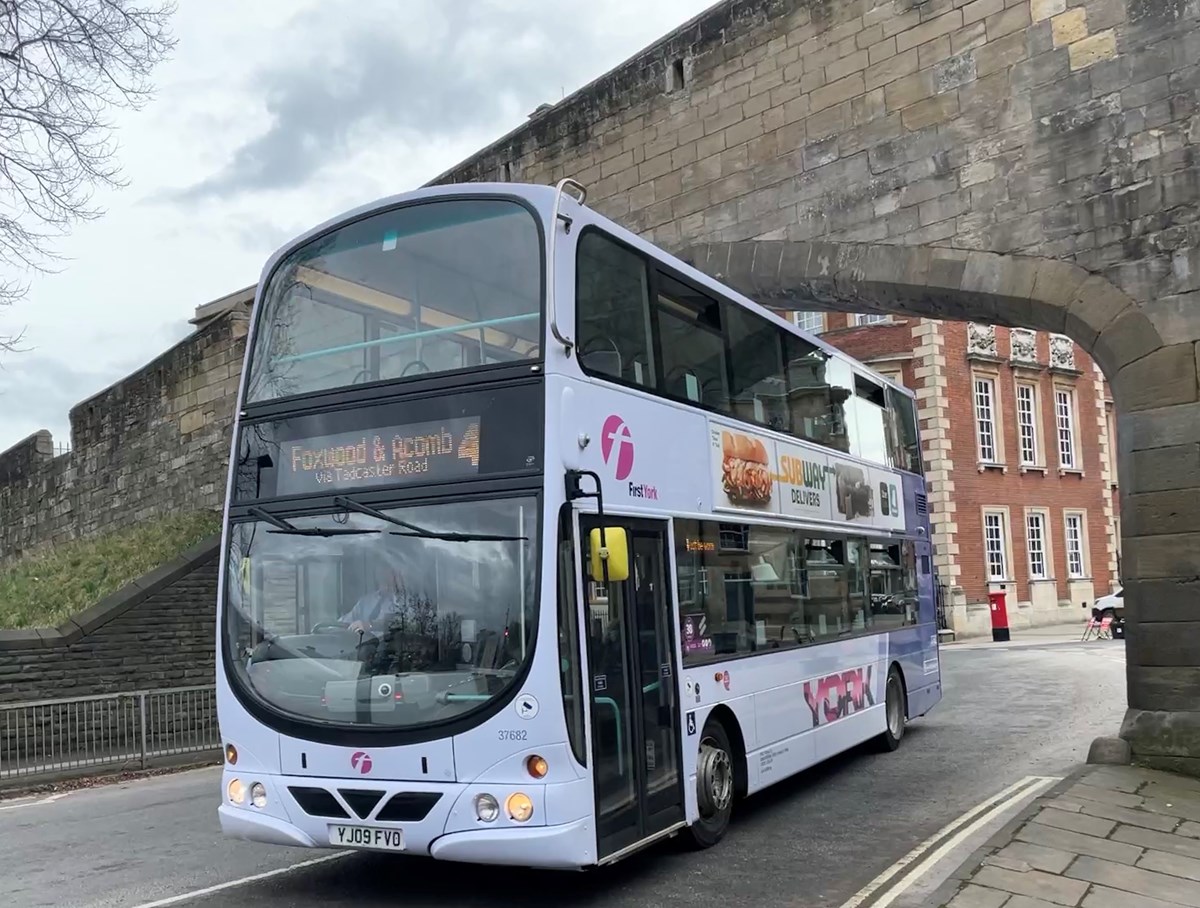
[1093,587,1125,639]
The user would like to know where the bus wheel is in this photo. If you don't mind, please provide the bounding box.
[877,665,907,752]
[688,719,735,849]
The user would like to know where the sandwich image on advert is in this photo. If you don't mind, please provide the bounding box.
[721,430,772,506]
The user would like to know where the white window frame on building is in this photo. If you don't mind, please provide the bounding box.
[854,313,889,326]
[864,355,908,390]
[1024,508,1052,581]
[793,311,825,334]
[973,372,1003,466]
[1106,401,1117,484]
[982,508,1013,583]
[1064,510,1088,579]
[1054,384,1080,472]
[875,368,903,387]
[1015,380,1044,469]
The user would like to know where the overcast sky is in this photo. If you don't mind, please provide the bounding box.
[0,0,716,454]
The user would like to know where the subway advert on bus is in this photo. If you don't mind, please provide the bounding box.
[709,420,905,534]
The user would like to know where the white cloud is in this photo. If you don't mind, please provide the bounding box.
[0,0,716,452]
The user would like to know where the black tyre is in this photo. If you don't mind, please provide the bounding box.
[876,665,907,752]
[686,719,736,849]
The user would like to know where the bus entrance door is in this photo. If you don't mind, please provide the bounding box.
[581,518,685,860]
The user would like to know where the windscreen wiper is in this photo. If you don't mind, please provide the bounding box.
[249,506,379,537]
[333,496,527,542]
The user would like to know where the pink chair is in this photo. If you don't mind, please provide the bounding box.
[1081,615,1112,641]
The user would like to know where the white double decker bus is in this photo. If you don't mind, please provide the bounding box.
[216,180,942,868]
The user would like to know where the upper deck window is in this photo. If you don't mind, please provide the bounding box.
[576,231,656,389]
[572,225,923,476]
[656,275,729,410]
[246,197,543,404]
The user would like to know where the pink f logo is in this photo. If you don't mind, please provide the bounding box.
[601,415,635,481]
[350,751,372,774]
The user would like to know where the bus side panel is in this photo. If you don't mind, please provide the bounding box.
[698,634,887,798]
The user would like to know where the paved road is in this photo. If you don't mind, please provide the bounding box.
[1,638,1127,908]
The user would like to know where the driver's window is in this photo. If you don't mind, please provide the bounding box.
[576,230,656,388]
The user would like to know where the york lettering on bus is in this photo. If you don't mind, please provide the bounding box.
[802,666,875,727]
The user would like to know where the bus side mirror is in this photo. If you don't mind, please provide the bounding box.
[588,527,630,583]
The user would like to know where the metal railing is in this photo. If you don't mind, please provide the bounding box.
[935,580,950,631]
[0,685,220,782]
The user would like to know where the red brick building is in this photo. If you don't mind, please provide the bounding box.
[788,311,1121,638]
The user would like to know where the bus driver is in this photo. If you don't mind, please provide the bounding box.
[338,562,406,636]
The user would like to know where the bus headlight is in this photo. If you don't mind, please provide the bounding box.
[506,792,534,822]
[250,782,268,809]
[474,793,499,822]
[228,778,246,805]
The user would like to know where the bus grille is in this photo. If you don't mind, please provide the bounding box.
[338,789,386,819]
[288,786,349,818]
[916,493,928,515]
[377,791,443,822]
[286,785,442,822]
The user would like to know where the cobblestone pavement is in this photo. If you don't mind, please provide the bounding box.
[934,765,1200,908]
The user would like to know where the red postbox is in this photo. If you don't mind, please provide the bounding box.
[988,590,1010,642]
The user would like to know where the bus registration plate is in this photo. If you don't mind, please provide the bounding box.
[329,824,405,851]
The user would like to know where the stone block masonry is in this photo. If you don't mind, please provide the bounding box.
[0,311,247,563]
[429,0,1198,308]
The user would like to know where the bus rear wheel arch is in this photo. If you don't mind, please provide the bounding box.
[686,708,745,850]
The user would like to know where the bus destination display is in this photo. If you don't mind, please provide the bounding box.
[277,415,481,495]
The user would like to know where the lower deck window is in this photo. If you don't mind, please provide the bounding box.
[675,518,919,665]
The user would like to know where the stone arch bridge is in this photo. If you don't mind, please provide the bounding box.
[431,0,1200,769]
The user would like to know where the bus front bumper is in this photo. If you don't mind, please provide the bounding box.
[219,801,594,868]
[217,770,597,868]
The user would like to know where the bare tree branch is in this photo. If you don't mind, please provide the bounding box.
[0,0,177,353]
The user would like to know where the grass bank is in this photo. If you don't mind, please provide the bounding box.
[0,511,221,630]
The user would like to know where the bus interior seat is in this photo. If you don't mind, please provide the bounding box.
[578,335,622,380]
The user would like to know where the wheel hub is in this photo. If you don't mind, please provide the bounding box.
[696,737,733,818]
